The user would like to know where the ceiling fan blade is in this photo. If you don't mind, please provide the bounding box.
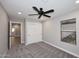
[33,6,40,13]
[28,14,39,16]
[38,15,42,19]
[44,9,54,14]
[43,14,51,18]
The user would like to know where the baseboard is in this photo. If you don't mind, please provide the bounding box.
[25,40,43,46]
[1,50,8,58]
[43,40,79,58]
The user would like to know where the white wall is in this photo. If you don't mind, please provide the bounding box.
[25,22,42,45]
[43,9,79,57]
[0,5,8,56]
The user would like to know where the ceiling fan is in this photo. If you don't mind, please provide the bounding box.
[29,6,54,19]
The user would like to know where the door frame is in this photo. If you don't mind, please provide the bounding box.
[9,21,22,48]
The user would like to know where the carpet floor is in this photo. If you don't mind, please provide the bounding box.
[4,42,76,58]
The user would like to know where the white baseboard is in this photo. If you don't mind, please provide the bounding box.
[1,50,8,58]
[25,40,43,46]
[43,40,79,58]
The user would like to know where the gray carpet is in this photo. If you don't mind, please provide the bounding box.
[4,42,76,58]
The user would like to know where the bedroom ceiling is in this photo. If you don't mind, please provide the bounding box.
[0,0,79,22]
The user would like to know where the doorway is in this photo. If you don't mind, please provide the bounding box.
[9,22,21,48]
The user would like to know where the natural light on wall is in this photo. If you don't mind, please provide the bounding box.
[76,0,79,3]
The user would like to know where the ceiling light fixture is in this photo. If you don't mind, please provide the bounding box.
[12,28,15,32]
[18,12,22,15]
[76,0,79,4]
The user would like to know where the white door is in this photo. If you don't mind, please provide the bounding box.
[26,22,42,45]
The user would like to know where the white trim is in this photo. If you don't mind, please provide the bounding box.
[41,22,44,45]
[25,41,43,46]
[1,50,8,57]
[43,40,79,58]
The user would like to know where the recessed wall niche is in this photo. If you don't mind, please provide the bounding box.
[61,18,76,45]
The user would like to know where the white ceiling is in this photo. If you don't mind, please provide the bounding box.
[0,0,79,22]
